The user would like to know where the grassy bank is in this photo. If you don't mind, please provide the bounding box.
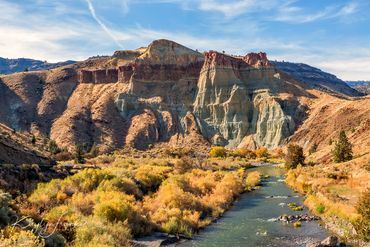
[285,153,370,244]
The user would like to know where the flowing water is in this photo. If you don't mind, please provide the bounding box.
[180,165,329,247]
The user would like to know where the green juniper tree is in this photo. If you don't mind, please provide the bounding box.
[332,131,353,163]
[31,135,36,145]
[74,144,85,164]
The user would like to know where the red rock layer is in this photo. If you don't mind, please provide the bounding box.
[203,51,249,69]
[78,69,118,84]
[129,62,203,81]
[243,52,270,67]
[203,51,271,71]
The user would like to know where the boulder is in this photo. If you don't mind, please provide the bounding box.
[320,236,338,246]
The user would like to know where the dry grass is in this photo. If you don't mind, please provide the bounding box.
[286,153,369,241]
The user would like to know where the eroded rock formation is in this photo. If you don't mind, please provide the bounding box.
[0,39,320,151]
[193,51,300,148]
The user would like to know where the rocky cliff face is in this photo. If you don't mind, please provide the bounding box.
[0,39,335,152]
[193,51,303,148]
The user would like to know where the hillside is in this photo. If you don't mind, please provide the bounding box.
[0,39,369,155]
[272,61,363,97]
[289,91,370,159]
[0,57,76,75]
[0,123,51,165]
[347,81,370,95]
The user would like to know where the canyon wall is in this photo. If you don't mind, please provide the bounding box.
[193,51,299,148]
[0,39,312,152]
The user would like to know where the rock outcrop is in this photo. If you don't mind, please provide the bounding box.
[193,51,302,148]
[1,39,367,152]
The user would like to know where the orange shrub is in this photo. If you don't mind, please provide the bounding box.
[255,147,269,158]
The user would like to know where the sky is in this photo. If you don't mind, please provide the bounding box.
[0,0,369,80]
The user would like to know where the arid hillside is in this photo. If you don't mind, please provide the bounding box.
[0,39,369,155]
[290,91,370,162]
[0,123,51,165]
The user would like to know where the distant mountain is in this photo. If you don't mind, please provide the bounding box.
[0,57,76,74]
[271,61,364,97]
[346,80,370,86]
[346,81,370,95]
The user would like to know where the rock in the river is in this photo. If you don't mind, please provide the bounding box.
[131,232,181,247]
[277,214,320,223]
[306,241,324,247]
[306,235,343,247]
[320,236,338,246]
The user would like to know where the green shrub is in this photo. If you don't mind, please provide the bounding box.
[48,140,61,154]
[74,217,131,247]
[162,217,193,237]
[209,146,227,158]
[316,204,326,214]
[0,190,16,227]
[285,144,305,169]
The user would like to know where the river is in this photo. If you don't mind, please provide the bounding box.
[179,165,329,247]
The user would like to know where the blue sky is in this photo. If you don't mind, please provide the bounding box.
[0,0,369,80]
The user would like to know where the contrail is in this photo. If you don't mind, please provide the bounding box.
[85,0,124,48]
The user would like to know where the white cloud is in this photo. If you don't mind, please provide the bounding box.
[273,1,359,24]
[270,45,370,81]
[0,0,369,81]
[198,0,261,18]
[317,59,370,81]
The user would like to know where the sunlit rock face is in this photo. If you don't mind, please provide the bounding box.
[114,40,207,150]
[114,44,307,149]
[193,51,298,148]
[0,39,309,152]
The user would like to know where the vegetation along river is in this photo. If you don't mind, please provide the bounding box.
[180,165,329,247]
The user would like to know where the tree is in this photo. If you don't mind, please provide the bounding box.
[285,144,305,169]
[332,131,353,163]
[48,140,61,154]
[74,144,85,164]
[31,135,36,145]
[309,143,318,155]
